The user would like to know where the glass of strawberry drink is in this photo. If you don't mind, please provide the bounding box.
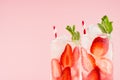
[51,25,82,80]
[51,15,113,80]
[82,16,113,80]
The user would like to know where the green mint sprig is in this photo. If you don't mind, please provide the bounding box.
[66,25,80,41]
[98,15,113,34]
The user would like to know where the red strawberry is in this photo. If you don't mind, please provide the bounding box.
[61,67,72,80]
[90,36,109,56]
[60,44,73,68]
[96,58,113,75]
[51,59,62,78]
[86,66,100,80]
[71,67,80,79]
[81,48,96,72]
[82,72,86,80]
[100,71,113,80]
[73,46,80,65]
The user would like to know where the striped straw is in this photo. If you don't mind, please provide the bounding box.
[82,20,86,34]
[53,26,57,38]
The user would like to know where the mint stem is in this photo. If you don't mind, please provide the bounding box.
[66,25,80,41]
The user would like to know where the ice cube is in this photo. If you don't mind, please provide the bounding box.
[50,35,69,59]
[87,25,102,39]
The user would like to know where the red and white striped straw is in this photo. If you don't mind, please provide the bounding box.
[53,26,57,38]
[82,20,86,34]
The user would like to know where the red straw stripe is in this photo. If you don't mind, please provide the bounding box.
[53,26,55,30]
[55,33,57,38]
[82,21,84,26]
[83,29,86,34]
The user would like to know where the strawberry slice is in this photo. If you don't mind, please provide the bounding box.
[102,74,113,80]
[96,58,113,75]
[86,66,100,80]
[73,46,80,65]
[99,71,113,80]
[51,59,62,78]
[61,67,72,80]
[90,36,109,56]
[81,48,96,72]
[60,44,73,68]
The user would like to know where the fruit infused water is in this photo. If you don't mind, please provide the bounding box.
[50,15,113,80]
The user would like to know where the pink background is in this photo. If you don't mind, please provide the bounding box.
[0,0,120,80]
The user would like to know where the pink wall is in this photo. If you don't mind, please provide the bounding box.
[0,0,120,80]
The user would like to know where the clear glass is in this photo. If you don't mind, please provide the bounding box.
[50,35,82,80]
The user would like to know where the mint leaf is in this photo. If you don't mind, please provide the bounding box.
[72,25,75,32]
[66,25,80,41]
[76,31,80,40]
[66,26,73,35]
[98,15,113,34]
[98,23,106,33]
[108,21,113,33]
